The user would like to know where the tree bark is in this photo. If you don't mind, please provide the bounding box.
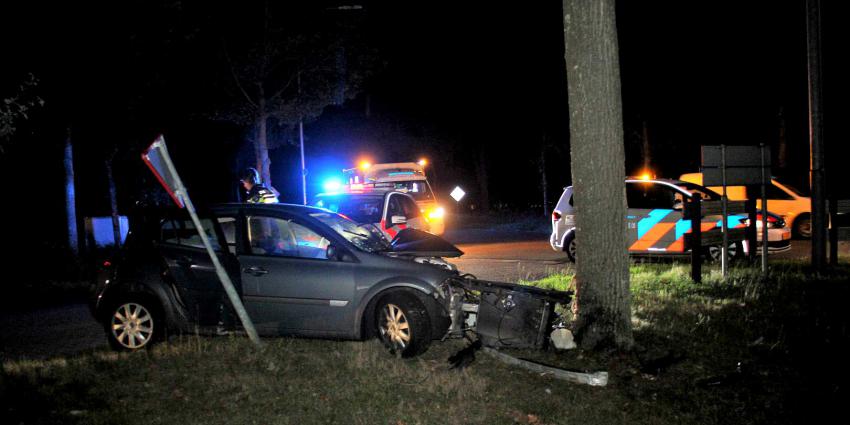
[64,129,79,255]
[106,157,121,248]
[255,94,272,189]
[563,0,633,351]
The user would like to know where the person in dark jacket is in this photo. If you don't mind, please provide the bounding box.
[240,167,279,204]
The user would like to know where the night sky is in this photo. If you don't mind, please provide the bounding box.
[1,1,847,248]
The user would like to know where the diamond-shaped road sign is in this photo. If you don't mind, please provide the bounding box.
[450,186,466,202]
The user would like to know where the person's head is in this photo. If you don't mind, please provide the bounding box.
[240,167,260,190]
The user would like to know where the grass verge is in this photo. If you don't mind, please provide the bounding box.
[2,261,848,424]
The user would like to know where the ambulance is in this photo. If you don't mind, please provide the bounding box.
[344,162,445,235]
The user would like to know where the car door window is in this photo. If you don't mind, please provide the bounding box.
[626,183,676,209]
[386,195,404,220]
[160,218,221,250]
[401,196,421,218]
[247,216,329,260]
[217,217,237,254]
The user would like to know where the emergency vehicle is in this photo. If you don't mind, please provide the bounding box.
[344,162,445,235]
[314,190,428,241]
[551,178,751,262]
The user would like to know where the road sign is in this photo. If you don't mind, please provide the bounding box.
[141,135,184,208]
[702,145,770,186]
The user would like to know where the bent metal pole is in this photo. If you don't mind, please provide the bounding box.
[158,144,263,347]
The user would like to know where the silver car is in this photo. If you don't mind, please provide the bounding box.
[549,187,577,261]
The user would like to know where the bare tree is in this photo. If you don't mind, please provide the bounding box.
[562,0,633,351]
[217,5,376,193]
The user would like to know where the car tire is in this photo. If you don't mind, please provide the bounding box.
[105,297,164,352]
[375,292,432,358]
[706,241,743,263]
[564,232,576,263]
[793,214,812,239]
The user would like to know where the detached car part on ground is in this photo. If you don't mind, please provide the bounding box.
[551,178,790,262]
[91,203,572,357]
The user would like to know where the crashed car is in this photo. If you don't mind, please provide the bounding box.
[90,203,571,357]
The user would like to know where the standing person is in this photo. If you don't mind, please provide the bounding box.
[240,167,279,204]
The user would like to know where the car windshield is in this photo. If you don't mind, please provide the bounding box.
[309,212,390,253]
[315,195,383,224]
[387,180,434,201]
[677,181,720,200]
[773,179,808,197]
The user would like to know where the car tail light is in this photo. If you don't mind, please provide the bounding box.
[552,211,562,221]
[103,260,112,268]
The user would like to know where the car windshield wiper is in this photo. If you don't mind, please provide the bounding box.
[342,229,371,239]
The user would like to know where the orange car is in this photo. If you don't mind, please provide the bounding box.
[679,173,812,239]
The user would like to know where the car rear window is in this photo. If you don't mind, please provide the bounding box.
[160,218,221,250]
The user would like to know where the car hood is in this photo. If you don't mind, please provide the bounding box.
[389,228,464,258]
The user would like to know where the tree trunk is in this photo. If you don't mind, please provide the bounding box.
[541,146,549,217]
[64,129,79,255]
[474,149,490,212]
[106,158,121,248]
[563,0,633,351]
[255,96,272,189]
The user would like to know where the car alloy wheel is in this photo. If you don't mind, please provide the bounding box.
[795,216,812,239]
[110,302,155,350]
[707,242,740,263]
[374,292,432,357]
[379,303,411,351]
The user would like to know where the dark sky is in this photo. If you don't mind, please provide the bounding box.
[1,0,847,233]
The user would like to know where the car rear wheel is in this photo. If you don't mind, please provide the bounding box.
[375,292,432,358]
[706,241,743,263]
[564,233,576,263]
[794,215,812,239]
[106,298,163,351]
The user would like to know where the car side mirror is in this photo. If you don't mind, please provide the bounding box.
[326,244,353,262]
[391,215,407,225]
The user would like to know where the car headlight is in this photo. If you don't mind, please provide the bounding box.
[427,206,445,220]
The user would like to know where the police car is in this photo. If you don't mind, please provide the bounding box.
[314,189,429,241]
[346,162,445,235]
[550,178,755,262]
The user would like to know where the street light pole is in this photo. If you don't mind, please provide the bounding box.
[298,71,307,205]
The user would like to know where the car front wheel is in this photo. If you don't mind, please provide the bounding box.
[106,298,163,351]
[375,292,432,358]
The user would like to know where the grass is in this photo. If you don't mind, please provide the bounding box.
[3,260,849,424]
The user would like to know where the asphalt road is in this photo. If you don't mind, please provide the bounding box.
[2,229,846,361]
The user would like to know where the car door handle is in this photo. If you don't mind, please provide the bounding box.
[176,256,194,267]
[243,266,269,276]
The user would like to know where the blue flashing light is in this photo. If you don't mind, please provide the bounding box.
[323,178,342,192]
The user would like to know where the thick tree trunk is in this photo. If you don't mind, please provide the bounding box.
[563,0,633,351]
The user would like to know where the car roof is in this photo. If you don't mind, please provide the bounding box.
[211,202,333,216]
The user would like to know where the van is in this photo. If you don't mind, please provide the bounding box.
[679,172,811,238]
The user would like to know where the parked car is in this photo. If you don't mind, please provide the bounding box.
[313,190,429,241]
[550,178,762,263]
[679,172,812,239]
[91,203,571,357]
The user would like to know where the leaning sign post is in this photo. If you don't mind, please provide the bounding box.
[142,135,262,347]
[702,144,771,277]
